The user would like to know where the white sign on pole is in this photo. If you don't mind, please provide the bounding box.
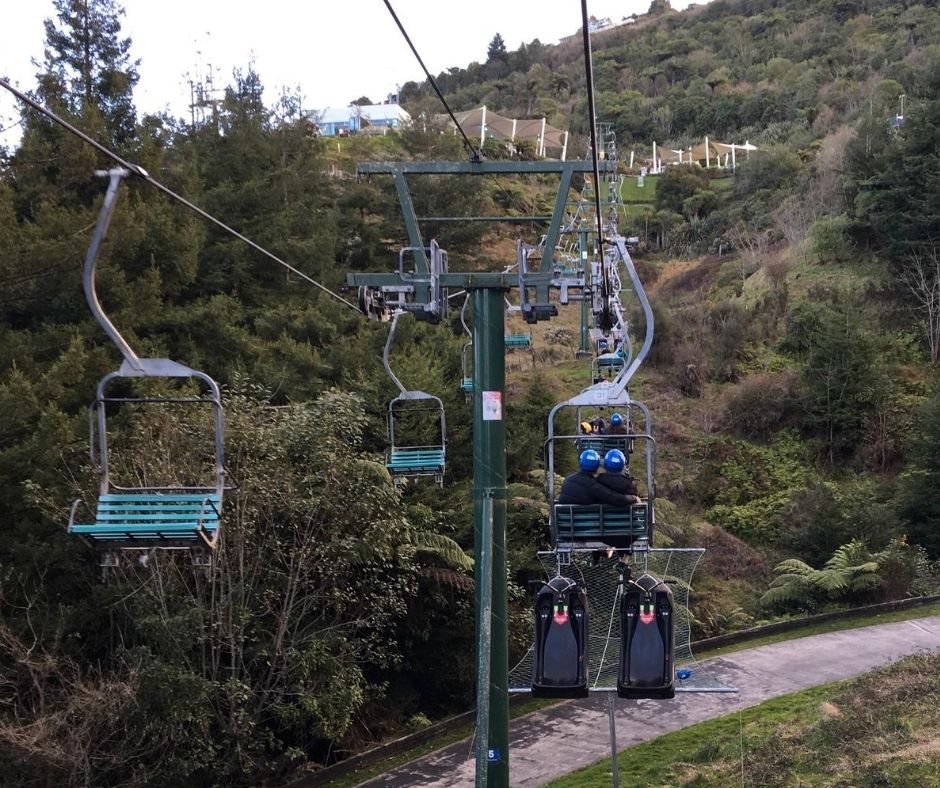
[482,391,502,421]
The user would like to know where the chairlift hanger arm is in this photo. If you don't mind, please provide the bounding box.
[83,169,144,373]
[393,170,427,274]
[605,236,654,400]
[383,311,408,394]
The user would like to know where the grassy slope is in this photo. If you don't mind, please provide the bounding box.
[550,650,940,787]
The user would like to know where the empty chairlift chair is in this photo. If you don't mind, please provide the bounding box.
[461,341,474,400]
[504,331,532,349]
[68,362,225,564]
[66,169,225,566]
[385,390,446,487]
[381,310,446,488]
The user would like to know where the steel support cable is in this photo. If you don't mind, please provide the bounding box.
[580,0,611,307]
[382,0,481,163]
[0,78,361,315]
[381,1,540,231]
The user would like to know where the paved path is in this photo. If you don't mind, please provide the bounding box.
[360,615,940,787]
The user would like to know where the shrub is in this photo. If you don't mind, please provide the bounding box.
[721,371,798,441]
[808,214,852,263]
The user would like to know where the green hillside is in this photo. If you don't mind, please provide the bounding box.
[1,0,940,785]
[553,651,940,787]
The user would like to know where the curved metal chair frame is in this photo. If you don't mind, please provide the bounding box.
[541,234,657,551]
[66,169,225,562]
[386,392,447,487]
[383,311,447,487]
[545,399,656,551]
[461,342,474,399]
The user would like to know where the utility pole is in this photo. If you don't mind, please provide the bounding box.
[472,286,508,786]
[346,158,614,788]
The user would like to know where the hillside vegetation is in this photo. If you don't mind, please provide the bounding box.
[1,0,940,785]
[552,651,940,787]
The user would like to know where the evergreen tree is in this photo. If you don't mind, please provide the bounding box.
[798,301,876,464]
[487,33,507,62]
[848,93,940,263]
[898,394,940,557]
[39,0,139,146]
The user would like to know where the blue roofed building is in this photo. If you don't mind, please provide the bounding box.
[311,103,411,136]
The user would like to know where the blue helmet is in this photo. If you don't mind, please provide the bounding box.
[578,449,601,472]
[603,449,626,472]
[610,413,623,426]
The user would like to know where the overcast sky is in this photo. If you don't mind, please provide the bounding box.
[1,0,702,147]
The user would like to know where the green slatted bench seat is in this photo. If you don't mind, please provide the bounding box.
[576,436,632,454]
[461,377,474,394]
[554,503,648,548]
[69,493,221,542]
[386,448,445,474]
[504,333,531,348]
[596,354,624,367]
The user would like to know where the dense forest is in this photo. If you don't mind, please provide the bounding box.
[2,0,940,785]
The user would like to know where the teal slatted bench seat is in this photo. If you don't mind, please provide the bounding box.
[576,436,632,455]
[554,503,648,549]
[386,448,445,486]
[504,333,531,348]
[69,492,222,546]
[461,377,474,394]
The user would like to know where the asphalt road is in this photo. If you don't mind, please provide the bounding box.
[359,615,940,787]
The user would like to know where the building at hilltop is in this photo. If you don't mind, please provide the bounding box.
[310,103,411,137]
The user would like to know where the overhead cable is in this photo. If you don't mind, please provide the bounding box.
[382,2,541,242]
[382,0,482,162]
[0,78,361,315]
[580,0,611,304]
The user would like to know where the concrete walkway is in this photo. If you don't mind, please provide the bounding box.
[360,615,940,787]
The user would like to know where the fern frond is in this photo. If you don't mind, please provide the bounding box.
[773,559,814,576]
[413,531,474,571]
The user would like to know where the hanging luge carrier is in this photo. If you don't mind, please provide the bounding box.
[66,169,225,564]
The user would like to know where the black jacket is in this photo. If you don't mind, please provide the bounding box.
[558,471,631,507]
[597,471,638,498]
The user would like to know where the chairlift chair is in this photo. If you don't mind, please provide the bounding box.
[385,390,447,487]
[69,362,225,563]
[591,351,625,383]
[547,399,655,551]
[381,311,447,488]
[460,341,474,400]
[504,331,532,349]
[66,170,225,566]
[459,296,473,400]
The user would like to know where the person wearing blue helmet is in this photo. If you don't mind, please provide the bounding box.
[607,412,629,435]
[558,449,636,507]
[597,449,640,503]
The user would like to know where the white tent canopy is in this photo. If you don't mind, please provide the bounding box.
[433,106,570,160]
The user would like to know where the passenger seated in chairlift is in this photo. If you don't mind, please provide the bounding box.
[590,416,606,434]
[558,450,636,508]
[607,412,628,435]
[597,450,641,504]
[579,420,593,435]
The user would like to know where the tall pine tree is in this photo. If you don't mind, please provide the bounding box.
[39,0,139,147]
